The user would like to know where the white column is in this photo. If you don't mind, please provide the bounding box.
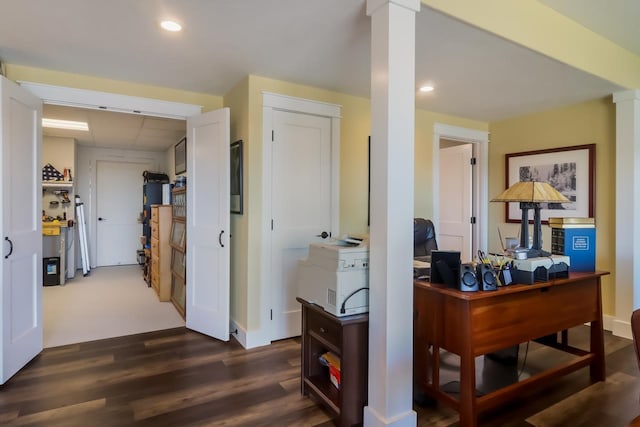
[364,1,420,426]
[613,90,640,338]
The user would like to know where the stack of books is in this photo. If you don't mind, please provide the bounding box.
[319,352,341,389]
[549,217,596,272]
[548,217,595,228]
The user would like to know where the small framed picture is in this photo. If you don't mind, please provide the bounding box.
[230,140,243,214]
[174,137,186,175]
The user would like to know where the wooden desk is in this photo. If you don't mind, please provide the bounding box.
[414,271,608,427]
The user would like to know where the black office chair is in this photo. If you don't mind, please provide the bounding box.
[413,218,438,259]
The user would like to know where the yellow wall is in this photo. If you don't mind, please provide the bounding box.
[488,97,616,315]
[224,77,250,329]
[223,74,487,334]
[6,64,223,111]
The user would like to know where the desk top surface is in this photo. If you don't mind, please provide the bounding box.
[414,271,609,300]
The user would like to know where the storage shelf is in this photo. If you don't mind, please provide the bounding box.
[42,181,73,188]
[299,298,368,427]
[304,376,340,414]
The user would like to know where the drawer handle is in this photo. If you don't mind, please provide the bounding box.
[320,327,327,333]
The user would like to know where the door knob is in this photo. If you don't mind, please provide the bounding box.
[316,231,329,239]
[98,217,106,221]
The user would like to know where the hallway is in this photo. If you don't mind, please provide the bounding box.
[43,265,184,348]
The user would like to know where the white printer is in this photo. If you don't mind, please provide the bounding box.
[297,236,369,317]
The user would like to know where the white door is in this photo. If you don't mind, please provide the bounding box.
[1,76,42,384]
[439,143,473,262]
[271,110,332,341]
[96,160,150,266]
[185,108,230,341]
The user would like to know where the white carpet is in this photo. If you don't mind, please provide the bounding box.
[43,265,185,348]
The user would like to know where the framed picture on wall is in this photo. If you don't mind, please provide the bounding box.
[175,137,186,175]
[230,140,243,214]
[504,144,595,223]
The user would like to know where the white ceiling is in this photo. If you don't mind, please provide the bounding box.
[1,0,637,151]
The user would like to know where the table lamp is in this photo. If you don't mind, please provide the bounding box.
[491,181,570,258]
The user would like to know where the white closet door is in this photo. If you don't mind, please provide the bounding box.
[185,108,230,341]
[1,76,42,384]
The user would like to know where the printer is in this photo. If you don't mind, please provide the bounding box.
[297,236,369,317]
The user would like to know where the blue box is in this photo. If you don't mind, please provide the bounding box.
[551,227,596,272]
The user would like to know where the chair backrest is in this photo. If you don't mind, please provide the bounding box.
[632,309,640,372]
[413,218,438,258]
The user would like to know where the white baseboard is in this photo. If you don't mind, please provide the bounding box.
[611,316,632,340]
[229,318,271,349]
[229,314,626,350]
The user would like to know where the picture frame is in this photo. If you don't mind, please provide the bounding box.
[230,139,243,214]
[504,144,595,223]
[174,137,186,175]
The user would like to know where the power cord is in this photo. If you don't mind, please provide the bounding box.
[339,287,369,314]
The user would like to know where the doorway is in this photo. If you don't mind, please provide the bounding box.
[262,92,341,344]
[96,160,152,266]
[438,140,473,262]
[28,83,197,346]
[432,123,489,261]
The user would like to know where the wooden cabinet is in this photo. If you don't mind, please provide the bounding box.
[150,205,172,301]
[170,187,186,318]
[297,297,368,427]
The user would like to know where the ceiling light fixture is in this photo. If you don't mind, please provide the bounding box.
[160,20,182,32]
[419,85,434,93]
[42,118,89,131]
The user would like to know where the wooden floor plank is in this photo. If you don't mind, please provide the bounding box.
[0,326,638,426]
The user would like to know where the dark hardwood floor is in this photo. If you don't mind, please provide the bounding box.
[0,325,638,426]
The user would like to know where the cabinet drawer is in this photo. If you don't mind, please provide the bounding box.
[151,237,159,253]
[151,222,159,237]
[306,309,341,350]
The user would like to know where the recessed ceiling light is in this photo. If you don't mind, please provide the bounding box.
[42,118,89,131]
[419,85,434,93]
[160,20,182,32]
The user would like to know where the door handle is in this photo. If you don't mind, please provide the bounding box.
[316,231,329,239]
[219,230,225,248]
[98,217,106,221]
[5,237,13,259]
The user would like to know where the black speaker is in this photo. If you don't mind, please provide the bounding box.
[476,263,498,291]
[459,263,478,292]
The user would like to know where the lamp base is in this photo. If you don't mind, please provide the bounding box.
[526,248,552,258]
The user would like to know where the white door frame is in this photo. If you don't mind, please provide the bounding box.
[13,81,201,311]
[17,82,202,119]
[18,82,202,266]
[432,123,489,254]
[260,92,341,347]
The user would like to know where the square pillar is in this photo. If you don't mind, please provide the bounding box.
[365,1,420,426]
[613,90,640,337]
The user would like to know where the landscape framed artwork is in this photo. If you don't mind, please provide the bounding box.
[504,144,595,223]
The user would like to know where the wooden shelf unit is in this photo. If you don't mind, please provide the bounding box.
[297,297,368,427]
[150,204,172,301]
[170,187,186,318]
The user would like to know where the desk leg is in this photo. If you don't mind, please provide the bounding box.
[590,318,606,382]
[458,346,477,427]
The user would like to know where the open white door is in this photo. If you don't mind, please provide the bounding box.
[1,76,42,384]
[185,108,230,341]
[439,143,473,262]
